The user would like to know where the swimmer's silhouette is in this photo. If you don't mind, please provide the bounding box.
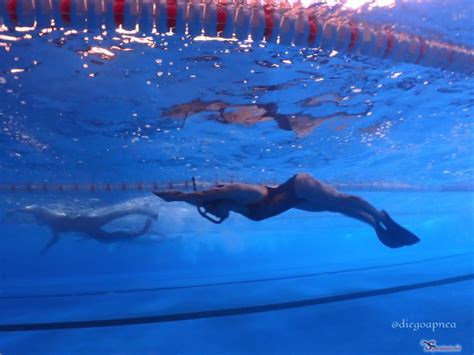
[154,173,420,248]
[423,340,436,350]
[164,100,362,138]
[9,205,158,253]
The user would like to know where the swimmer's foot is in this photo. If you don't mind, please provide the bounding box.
[375,210,420,248]
[141,217,155,235]
[148,212,159,221]
[41,232,60,255]
[132,209,159,220]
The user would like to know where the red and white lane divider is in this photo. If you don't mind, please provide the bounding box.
[0,0,473,73]
[0,181,199,193]
[0,180,471,193]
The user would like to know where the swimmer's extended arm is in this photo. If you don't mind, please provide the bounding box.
[153,184,264,206]
[91,217,155,242]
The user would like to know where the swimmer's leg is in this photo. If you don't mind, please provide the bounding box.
[292,173,341,201]
[337,194,382,218]
[41,230,60,254]
[133,216,154,236]
[293,173,420,248]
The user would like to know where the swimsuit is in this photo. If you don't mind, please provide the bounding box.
[245,175,304,221]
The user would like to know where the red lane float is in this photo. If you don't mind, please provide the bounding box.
[60,0,72,24]
[6,0,17,24]
[114,0,126,27]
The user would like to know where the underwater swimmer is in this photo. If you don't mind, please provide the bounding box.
[8,205,158,253]
[153,173,420,248]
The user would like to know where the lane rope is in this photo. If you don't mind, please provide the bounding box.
[0,180,473,193]
[0,273,472,331]
[0,252,471,300]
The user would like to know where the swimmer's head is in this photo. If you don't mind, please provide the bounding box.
[23,204,41,212]
[21,205,50,224]
[4,205,42,225]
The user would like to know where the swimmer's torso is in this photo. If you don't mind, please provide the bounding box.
[243,176,304,221]
[38,212,102,232]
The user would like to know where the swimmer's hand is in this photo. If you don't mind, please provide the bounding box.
[153,190,185,202]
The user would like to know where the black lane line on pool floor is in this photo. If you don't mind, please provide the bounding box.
[1,252,471,300]
[0,273,472,332]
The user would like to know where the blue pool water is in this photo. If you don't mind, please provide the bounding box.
[0,1,473,353]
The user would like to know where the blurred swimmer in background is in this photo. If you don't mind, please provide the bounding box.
[6,205,158,253]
